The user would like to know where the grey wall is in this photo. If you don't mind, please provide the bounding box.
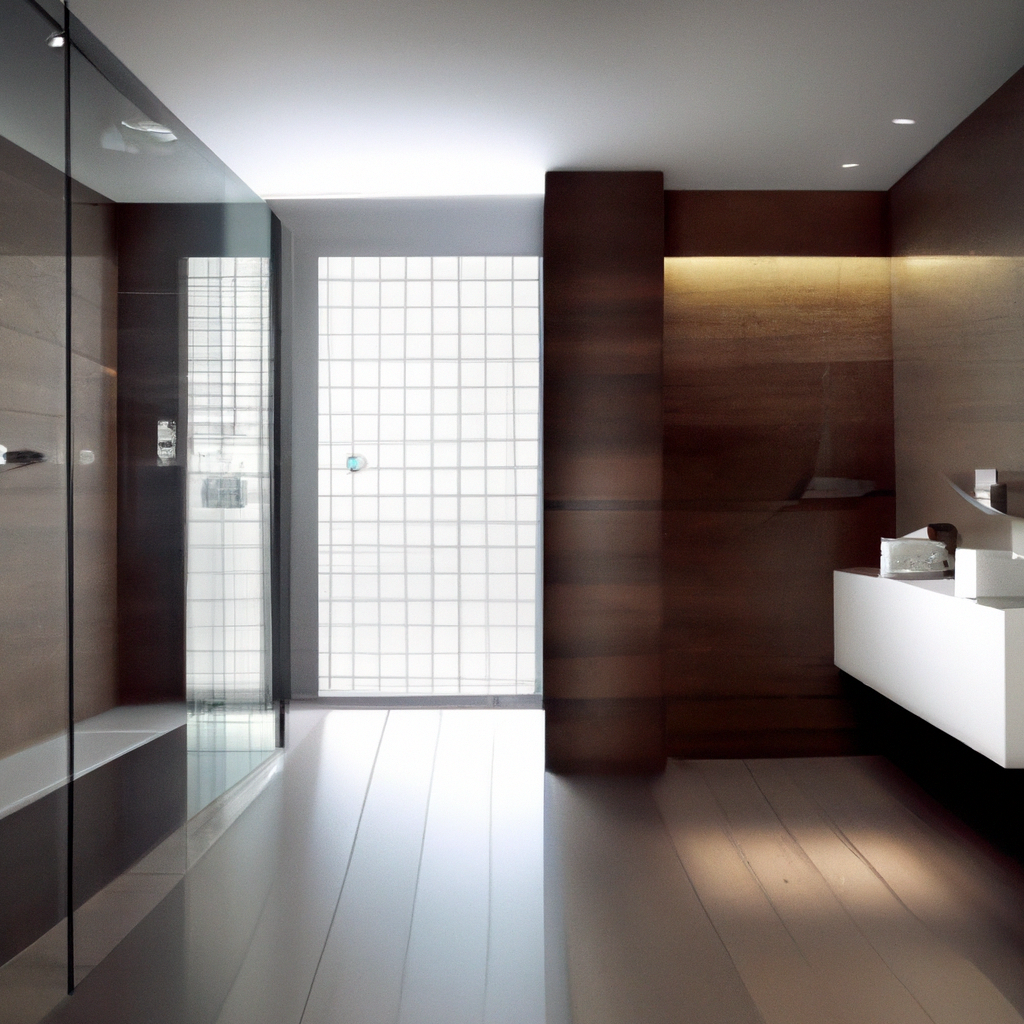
[891,65,1024,549]
[273,196,543,698]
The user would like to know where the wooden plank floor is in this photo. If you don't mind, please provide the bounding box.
[550,755,1024,1024]
[42,714,1024,1024]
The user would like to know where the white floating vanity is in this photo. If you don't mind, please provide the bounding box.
[834,568,1024,768]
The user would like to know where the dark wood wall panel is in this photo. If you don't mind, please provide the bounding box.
[663,253,894,758]
[543,171,665,773]
[665,190,888,257]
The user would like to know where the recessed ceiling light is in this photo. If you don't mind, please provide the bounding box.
[46,31,65,48]
[892,118,916,125]
[842,163,860,168]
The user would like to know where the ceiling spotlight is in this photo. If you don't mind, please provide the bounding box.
[842,163,860,168]
[892,118,916,125]
[46,31,65,48]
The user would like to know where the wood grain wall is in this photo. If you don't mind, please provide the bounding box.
[662,193,894,758]
[543,171,666,773]
[890,65,1024,550]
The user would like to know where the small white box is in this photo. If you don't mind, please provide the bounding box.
[954,548,1024,598]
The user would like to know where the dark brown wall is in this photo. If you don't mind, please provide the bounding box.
[666,191,889,257]
[543,171,666,773]
[662,194,894,758]
[890,65,1024,551]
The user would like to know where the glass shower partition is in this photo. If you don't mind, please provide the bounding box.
[0,1,278,1015]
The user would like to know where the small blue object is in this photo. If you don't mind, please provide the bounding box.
[347,455,364,472]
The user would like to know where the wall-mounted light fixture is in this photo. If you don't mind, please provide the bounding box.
[45,31,65,48]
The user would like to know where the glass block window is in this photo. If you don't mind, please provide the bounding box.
[318,255,540,694]
[186,257,273,709]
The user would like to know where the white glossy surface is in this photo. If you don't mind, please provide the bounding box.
[0,704,184,821]
[834,570,1024,767]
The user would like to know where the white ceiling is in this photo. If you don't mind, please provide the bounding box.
[68,0,1024,198]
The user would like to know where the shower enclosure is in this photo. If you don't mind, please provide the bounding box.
[0,1,280,1016]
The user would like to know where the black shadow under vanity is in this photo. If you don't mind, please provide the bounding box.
[0,1,284,1016]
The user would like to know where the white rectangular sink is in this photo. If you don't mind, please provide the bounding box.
[834,569,1024,768]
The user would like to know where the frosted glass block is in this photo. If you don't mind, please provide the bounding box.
[401,389,428,416]
[353,281,380,307]
[461,653,486,678]
[461,441,486,467]
[409,654,432,675]
[433,281,459,306]
[380,499,403,524]
[380,602,407,625]
[352,361,379,387]
[352,308,380,334]
[489,548,517,574]
[353,601,381,624]
[407,307,432,332]
[513,307,540,334]
[431,362,457,388]
[353,390,379,414]
[380,523,405,546]
[353,257,381,279]
[330,626,353,650]
[514,362,540,387]
[408,574,432,600]
[433,308,459,333]
[513,256,538,279]
[432,256,459,279]
[486,390,512,415]
[515,414,538,439]
[516,469,539,495]
[381,653,407,676]
[407,601,431,626]
[433,574,458,600]
[489,602,517,626]
[380,388,404,415]
[461,496,486,521]
[379,575,406,600]
[486,280,512,306]
[405,280,431,306]
[380,625,407,651]
[432,442,457,467]
[513,280,539,305]
[433,496,458,521]
[328,307,353,334]
[489,575,518,600]
[380,415,404,441]
[352,414,379,441]
[433,414,459,439]
[433,626,459,653]
[381,281,405,306]
[514,389,539,415]
[406,496,431,521]
[461,363,486,387]
[456,414,481,440]
[330,574,353,599]
[326,363,352,389]
[328,280,353,306]
[433,468,458,495]
[517,524,537,546]
[461,335,485,359]
[460,281,485,306]
[486,363,513,387]
[461,307,485,333]
[434,548,459,573]
[405,414,431,440]
[490,653,517,678]
[489,626,517,651]
[486,308,513,333]
[433,523,458,546]
[460,626,486,653]
[405,468,431,495]
[461,548,487,574]
[485,256,513,279]
[406,256,431,279]
[406,360,431,386]
[434,600,458,625]
[461,388,485,414]
[406,549,432,574]
[408,625,432,653]
[435,657,460,678]
[407,522,432,545]
[461,256,486,279]
[462,469,486,495]
[486,335,513,360]
[353,495,379,520]
[434,334,459,359]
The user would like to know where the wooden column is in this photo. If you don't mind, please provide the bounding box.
[543,171,665,773]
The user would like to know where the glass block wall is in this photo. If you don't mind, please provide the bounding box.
[185,256,273,709]
[318,256,540,694]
